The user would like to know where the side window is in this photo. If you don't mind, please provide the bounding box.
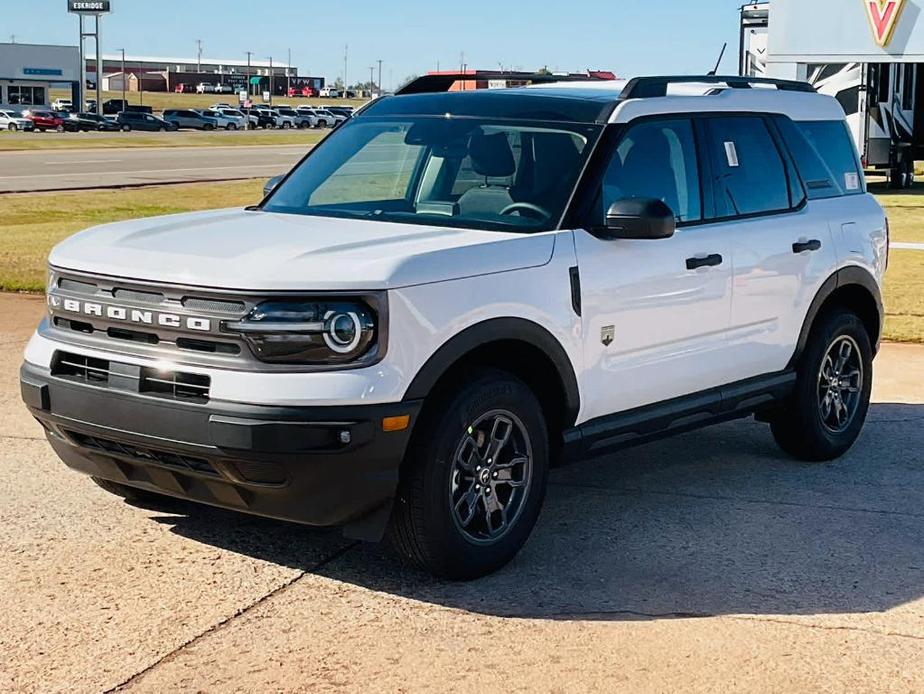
[796,120,864,196]
[705,116,791,217]
[600,119,702,223]
[775,116,843,199]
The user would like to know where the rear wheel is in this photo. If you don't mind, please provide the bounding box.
[770,309,873,461]
[203,124,214,131]
[8,123,17,132]
[227,123,236,130]
[121,124,131,132]
[389,369,549,580]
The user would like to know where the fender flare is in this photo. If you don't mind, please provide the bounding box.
[789,266,884,368]
[403,317,581,427]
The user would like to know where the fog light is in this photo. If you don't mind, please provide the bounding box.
[339,430,352,444]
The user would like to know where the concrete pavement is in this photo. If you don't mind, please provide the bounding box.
[0,144,307,193]
[1,292,922,693]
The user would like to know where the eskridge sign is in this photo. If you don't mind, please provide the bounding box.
[767,0,924,62]
[67,0,111,13]
[865,0,908,46]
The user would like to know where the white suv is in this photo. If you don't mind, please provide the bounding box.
[21,75,888,580]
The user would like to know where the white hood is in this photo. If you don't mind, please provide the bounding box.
[49,208,556,291]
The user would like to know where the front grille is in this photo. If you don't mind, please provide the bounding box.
[140,368,210,401]
[49,270,255,368]
[52,351,211,403]
[68,431,218,476]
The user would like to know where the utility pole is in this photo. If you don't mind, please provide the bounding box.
[287,48,292,97]
[245,51,253,98]
[9,35,15,44]
[118,48,125,106]
[196,39,202,72]
[267,56,273,106]
[368,66,374,96]
[377,59,382,95]
[343,44,348,94]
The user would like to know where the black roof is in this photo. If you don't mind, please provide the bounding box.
[362,87,622,124]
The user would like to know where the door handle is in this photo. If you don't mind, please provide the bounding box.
[792,239,822,254]
[686,254,724,270]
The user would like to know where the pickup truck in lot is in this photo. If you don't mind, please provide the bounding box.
[22,75,887,580]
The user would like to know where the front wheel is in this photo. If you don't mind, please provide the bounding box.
[770,309,873,461]
[121,124,131,132]
[389,369,549,580]
[8,123,17,132]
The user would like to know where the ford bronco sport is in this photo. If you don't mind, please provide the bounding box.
[21,75,887,580]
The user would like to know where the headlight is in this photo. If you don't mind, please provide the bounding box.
[224,299,379,365]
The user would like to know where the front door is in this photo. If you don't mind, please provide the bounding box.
[573,117,733,422]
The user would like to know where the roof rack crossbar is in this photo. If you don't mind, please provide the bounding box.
[619,75,815,100]
[395,71,606,96]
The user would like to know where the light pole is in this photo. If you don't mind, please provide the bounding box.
[369,66,374,96]
[287,48,291,97]
[196,39,203,73]
[377,59,383,95]
[267,56,273,106]
[245,51,253,100]
[117,48,125,106]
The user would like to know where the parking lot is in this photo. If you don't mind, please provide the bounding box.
[2,292,922,692]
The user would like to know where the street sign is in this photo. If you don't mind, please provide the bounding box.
[67,1,112,13]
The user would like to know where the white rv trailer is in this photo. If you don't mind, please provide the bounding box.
[741,1,922,188]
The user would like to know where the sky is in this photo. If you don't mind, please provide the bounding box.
[5,0,750,90]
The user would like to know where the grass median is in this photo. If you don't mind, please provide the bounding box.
[0,129,326,151]
[0,179,921,342]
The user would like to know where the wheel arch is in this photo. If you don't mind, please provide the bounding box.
[789,266,884,369]
[403,317,581,437]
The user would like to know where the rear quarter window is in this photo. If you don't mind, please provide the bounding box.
[795,120,863,196]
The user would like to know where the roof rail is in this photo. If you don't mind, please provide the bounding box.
[395,71,607,96]
[619,75,815,100]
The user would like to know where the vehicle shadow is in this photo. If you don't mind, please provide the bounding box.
[149,402,924,621]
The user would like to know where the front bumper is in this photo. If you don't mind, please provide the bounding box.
[21,362,421,538]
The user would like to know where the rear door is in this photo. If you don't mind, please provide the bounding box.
[573,117,734,421]
[699,114,837,381]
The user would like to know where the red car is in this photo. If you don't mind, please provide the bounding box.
[25,110,65,133]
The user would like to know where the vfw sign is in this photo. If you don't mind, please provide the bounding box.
[865,0,907,47]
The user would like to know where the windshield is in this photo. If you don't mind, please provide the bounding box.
[263,116,601,233]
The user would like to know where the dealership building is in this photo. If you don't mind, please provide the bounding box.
[0,42,81,108]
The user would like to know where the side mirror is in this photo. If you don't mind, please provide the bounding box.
[263,175,284,197]
[596,198,676,240]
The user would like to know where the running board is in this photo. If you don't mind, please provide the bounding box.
[562,370,796,461]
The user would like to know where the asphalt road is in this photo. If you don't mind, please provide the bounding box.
[2,292,923,692]
[0,144,307,193]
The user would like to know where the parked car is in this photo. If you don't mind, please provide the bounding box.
[195,83,217,94]
[101,100,152,116]
[67,112,121,132]
[0,109,34,132]
[241,107,277,129]
[163,109,219,130]
[296,106,334,128]
[316,107,347,125]
[23,110,65,132]
[326,106,354,120]
[215,84,234,94]
[52,98,73,112]
[115,111,178,132]
[273,107,303,129]
[289,107,318,128]
[197,108,246,130]
[318,87,341,98]
[209,103,233,110]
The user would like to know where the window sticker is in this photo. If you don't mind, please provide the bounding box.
[724,141,740,168]
[844,172,860,190]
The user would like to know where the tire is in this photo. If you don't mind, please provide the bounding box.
[203,124,214,131]
[282,121,291,129]
[91,477,165,504]
[8,123,17,132]
[227,123,236,130]
[770,309,873,462]
[56,125,65,133]
[389,368,549,580]
[121,124,131,132]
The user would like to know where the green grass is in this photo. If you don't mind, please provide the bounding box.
[0,177,921,342]
[0,129,325,151]
[0,180,263,292]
